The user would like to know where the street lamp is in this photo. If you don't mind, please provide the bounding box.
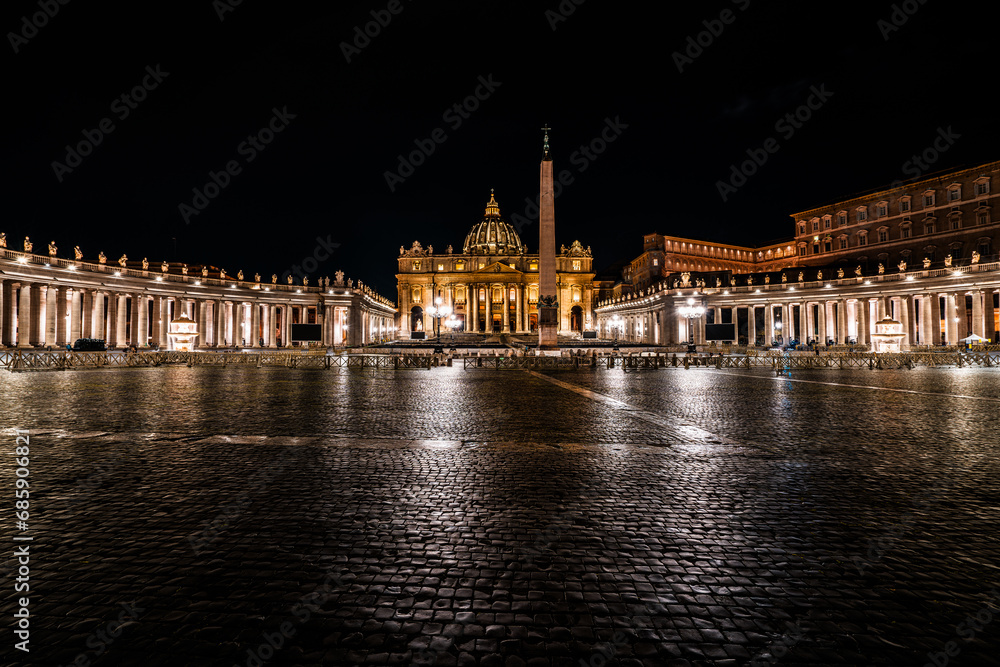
[774,320,782,346]
[611,314,622,350]
[678,297,705,346]
[425,296,452,341]
[445,314,460,349]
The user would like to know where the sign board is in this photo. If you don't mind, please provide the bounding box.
[705,323,736,341]
[291,323,322,342]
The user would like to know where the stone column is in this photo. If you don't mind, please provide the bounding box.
[215,302,226,346]
[103,293,116,347]
[944,294,957,344]
[904,295,918,348]
[747,305,756,346]
[114,295,127,347]
[93,291,105,340]
[16,284,30,347]
[25,284,42,346]
[835,300,846,344]
[252,303,262,346]
[956,292,970,339]
[764,304,773,345]
[485,286,492,333]
[268,304,277,347]
[515,285,524,333]
[150,297,162,348]
[985,291,996,343]
[929,293,942,345]
[138,295,149,347]
[231,302,242,347]
[899,297,911,348]
[1,281,15,347]
[44,286,58,346]
[857,299,869,346]
[817,301,828,344]
[502,283,510,332]
[877,297,887,322]
[80,289,93,339]
[282,303,290,347]
[56,288,69,346]
[127,294,139,345]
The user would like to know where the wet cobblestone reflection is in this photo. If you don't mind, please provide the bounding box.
[1,366,998,665]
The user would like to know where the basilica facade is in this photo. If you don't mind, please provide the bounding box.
[396,193,595,336]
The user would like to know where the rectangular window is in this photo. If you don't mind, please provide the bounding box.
[437,263,444,271]
[824,242,831,252]
[924,194,935,207]
[878,204,887,217]
[878,229,888,243]
[858,235,868,246]
[839,237,848,249]
[952,219,961,230]
[976,182,990,196]
[902,227,911,239]
[857,209,868,222]
[838,213,847,226]
[978,211,990,225]
[900,199,911,212]
[798,246,806,256]
[572,260,582,270]
[949,189,961,201]
[824,217,831,229]
[812,220,819,231]
[925,223,935,234]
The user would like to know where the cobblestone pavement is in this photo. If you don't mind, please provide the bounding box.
[1,366,999,666]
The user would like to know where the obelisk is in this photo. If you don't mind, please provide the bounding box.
[538,126,558,350]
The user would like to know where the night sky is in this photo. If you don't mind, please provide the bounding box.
[4,1,998,296]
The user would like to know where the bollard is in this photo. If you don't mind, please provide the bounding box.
[683,356,690,370]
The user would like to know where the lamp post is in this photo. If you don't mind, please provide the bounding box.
[425,296,452,341]
[678,297,705,346]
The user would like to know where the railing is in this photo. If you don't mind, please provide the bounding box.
[1,350,431,371]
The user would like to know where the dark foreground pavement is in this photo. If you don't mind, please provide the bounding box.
[1,366,999,666]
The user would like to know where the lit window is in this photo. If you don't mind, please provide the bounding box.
[412,287,421,303]
[652,258,658,266]
[412,260,421,271]
[572,260,581,270]
[437,263,444,271]
[529,261,538,271]
[456,261,465,270]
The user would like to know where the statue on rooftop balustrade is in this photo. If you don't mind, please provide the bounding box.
[0,233,6,248]
[118,254,128,268]
[972,251,981,264]
[142,258,149,270]
[944,254,953,267]
[99,252,107,264]
[24,237,32,253]
[75,246,83,260]
[48,241,57,256]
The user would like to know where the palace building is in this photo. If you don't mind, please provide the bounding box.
[396,192,595,336]
[597,160,1000,347]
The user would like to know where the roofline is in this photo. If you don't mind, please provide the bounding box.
[789,159,1000,218]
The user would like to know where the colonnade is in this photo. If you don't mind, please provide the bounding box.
[596,269,1000,348]
[0,253,396,349]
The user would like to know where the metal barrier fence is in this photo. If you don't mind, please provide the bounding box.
[0,350,432,372]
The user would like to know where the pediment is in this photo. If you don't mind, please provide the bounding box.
[478,262,523,275]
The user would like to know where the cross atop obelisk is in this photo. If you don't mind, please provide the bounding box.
[538,125,558,350]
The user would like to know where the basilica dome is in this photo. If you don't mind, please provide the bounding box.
[462,192,524,255]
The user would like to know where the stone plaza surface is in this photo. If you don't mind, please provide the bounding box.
[1,366,999,666]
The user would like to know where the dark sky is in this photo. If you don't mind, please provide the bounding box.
[4,1,998,296]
